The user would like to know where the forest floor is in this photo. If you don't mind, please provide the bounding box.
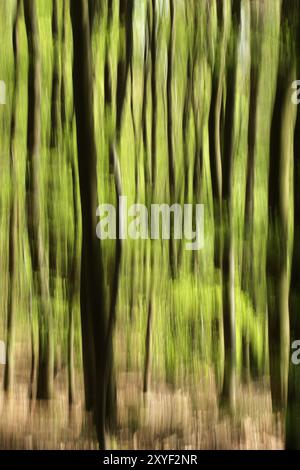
[0,346,283,449]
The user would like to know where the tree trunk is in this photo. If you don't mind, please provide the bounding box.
[167,0,176,279]
[4,0,21,393]
[286,70,300,450]
[115,0,134,142]
[241,0,262,307]
[24,0,54,400]
[50,0,60,149]
[70,0,108,448]
[267,27,293,413]
[240,0,263,383]
[67,133,81,406]
[219,0,241,411]
[208,1,225,271]
[143,0,158,393]
[150,0,157,189]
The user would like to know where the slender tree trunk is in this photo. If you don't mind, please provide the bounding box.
[208,2,225,272]
[50,0,60,149]
[103,0,135,430]
[220,0,241,411]
[191,64,203,272]
[267,10,293,412]
[48,0,62,379]
[179,50,192,273]
[67,135,81,406]
[142,4,150,195]
[128,61,141,323]
[89,0,102,36]
[190,4,203,275]
[241,0,263,301]
[143,0,157,394]
[167,0,176,279]
[143,250,154,393]
[4,0,21,393]
[24,0,54,400]
[150,0,157,189]
[28,294,36,399]
[115,0,134,142]
[241,0,263,382]
[60,0,67,130]
[267,21,293,413]
[182,55,192,210]
[286,49,300,449]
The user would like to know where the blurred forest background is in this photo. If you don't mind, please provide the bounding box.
[0,0,300,450]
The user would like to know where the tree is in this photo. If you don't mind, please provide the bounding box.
[70,0,108,448]
[241,0,263,382]
[285,0,300,450]
[267,2,294,414]
[116,0,134,143]
[219,0,241,411]
[167,0,176,279]
[143,0,158,394]
[208,0,225,272]
[150,0,157,190]
[67,130,81,406]
[241,0,263,302]
[24,0,54,400]
[4,0,22,393]
[286,75,300,451]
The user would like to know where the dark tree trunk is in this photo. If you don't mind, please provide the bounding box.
[208,1,224,271]
[48,0,62,379]
[167,0,176,279]
[60,0,67,130]
[142,4,151,193]
[241,0,263,382]
[89,0,102,35]
[150,0,157,188]
[115,0,134,142]
[24,0,54,400]
[143,0,158,394]
[219,0,241,411]
[50,0,60,149]
[286,64,300,451]
[143,250,154,393]
[67,129,81,406]
[70,0,108,448]
[286,4,300,447]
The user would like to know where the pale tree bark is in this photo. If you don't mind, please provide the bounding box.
[4,0,22,393]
